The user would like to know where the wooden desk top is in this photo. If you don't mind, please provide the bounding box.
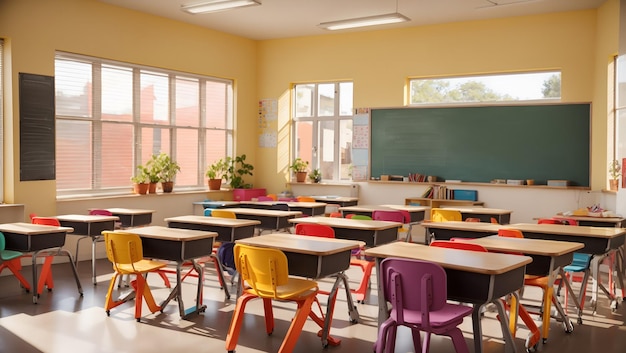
[164,215,260,227]
[222,208,302,217]
[101,208,155,215]
[193,201,240,207]
[56,214,119,223]
[339,204,430,213]
[124,226,217,241]
[364,242,532,275]
[288,216,403,230]
[439,207,513,215]
[0,222,74,235]
[422,221,502,232]
[553,214,624,223]
[467,235,584,256]
[504,223,626,239]
[235,233,363,256]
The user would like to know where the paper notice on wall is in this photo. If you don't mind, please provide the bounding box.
[259,131,277,148]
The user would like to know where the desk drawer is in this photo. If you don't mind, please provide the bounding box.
[3,231,67,252]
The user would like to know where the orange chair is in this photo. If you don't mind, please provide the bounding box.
[30,217,61,295]
[294,223,374,303]
[296,196,316,202]
[0,232,31,291]
[266,194,278,201]
[102,231,166,322]
[226,244,319,353]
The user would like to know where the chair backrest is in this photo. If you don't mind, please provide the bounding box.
[211,210,237,219]
[430,208,462,222]
[465,217,481,222]
[296,196,316,202]
[234,243,291,298]
[329,212,343,218]
[102,231,144,271]
[203,208,213,217]
[257,196,274,201]
[294,223,335,238]
[270,203,289,211]
[217,242,237,275]
[570,252,593,268]
[430,240,488,253]
[89,209,113,216]
[0,231,6,252]
[266,194,278,201]
[380,257,448,321]
[537,218,561,225]
[346,214,372,220]
[498,228,524,238]
[372,210,405,223]
[31,217,61,226]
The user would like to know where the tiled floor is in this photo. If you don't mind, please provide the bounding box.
[0,255,625,353]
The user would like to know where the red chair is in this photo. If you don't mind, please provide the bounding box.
[30,217,60,295]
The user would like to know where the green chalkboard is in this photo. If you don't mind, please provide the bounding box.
[370,103,590,186]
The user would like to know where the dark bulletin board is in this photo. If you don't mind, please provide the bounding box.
[19,73,56,181]
[370,103,591,186]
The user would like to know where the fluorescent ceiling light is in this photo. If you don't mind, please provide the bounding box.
[319,13,410,31]
[181,0,261,14]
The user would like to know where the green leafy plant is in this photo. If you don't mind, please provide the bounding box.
[206,157,231,180]
[153,152,181,182]
[609,159,621,180]
[308,168,322,183]
[289,158,309,173]
[130,171,148,184]
[226,154,254,189]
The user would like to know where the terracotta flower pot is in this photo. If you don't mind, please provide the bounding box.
[609,179,619,191]
[134,183,149,195]
[162,181,174,193]
[148,182,158,194]
[296,172,307,183]
[208,178,223,190]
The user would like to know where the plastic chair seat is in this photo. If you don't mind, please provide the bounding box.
[0,232,31,291]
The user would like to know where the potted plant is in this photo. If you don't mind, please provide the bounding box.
[609,159,621,191]
[206,157,230,191]
[154,152,181,193]
[140,158,161,194]
[309,168,322,183]
[226,154,254,189]
[289,158,309,182]
[131,172,149,195]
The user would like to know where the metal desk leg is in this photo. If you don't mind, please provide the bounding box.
[493,299,517,353]
[471,305,485,353]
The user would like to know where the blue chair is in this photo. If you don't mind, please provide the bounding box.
[0,232,31,291]
[203,208,212,217]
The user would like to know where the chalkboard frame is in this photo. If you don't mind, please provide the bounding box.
[370,102,591,187]
[19,72,56,181]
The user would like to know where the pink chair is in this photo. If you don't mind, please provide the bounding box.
[372,210,414,242]
[374,258,473,353]
[257,196,274,201]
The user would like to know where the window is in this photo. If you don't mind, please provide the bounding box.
[55,52,233,197]
[409,71,561,104]
[0,38,3,202]
[293,82,353,181]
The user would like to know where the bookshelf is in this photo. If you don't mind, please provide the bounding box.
[404,197,484,208]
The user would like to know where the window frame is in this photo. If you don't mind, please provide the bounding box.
[54,52,233,198]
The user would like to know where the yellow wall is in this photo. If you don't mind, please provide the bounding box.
[0,0,620,215]
[258,6,618,193]
[0,0,257,217]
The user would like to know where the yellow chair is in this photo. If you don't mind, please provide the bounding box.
[296,196,316,202]
[430,208,462,222]
[211,209,237,219]
[226,244,319,353]
[102,231,166,322]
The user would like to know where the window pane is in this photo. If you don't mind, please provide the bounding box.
[206,81,227,129]
[318,83,335,116]
[319,120,335,180]
[339,82,353,116]
[140,71,169,125]
[206,129,227,165]
[339,119,353,180]
[56,120,92,189]
[176,128,198,186]
[141,127,171,163]
[55,59,92,118]
[102,65,133,122]
[295,84,314,118]
[410,71,561,104]
[295,121,313,163]
[101,123,133,188]
[176,77,199,127]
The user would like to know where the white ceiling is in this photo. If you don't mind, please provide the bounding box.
[99,0,607,41]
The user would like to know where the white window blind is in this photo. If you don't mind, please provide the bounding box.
[55,52,233,197]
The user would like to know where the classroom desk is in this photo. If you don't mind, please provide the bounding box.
[288,216,403,247]
[0,222,83,304]
[552,214,625,228]
[440,207,513,224]
[364,242,532,353]
[235,233,363,347]
[422,221,502,244]
[220,208,301,232]
[468,235,584,338]
[125,226,217,319]
[194,201,240,209]
[97,208,155,228]
[240,201,328,216]
[310,196,359,207]
[164,215,259,242]
[56,214,119,285]
[338,204,429,223]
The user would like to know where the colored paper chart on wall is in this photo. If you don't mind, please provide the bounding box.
[259,98,278,122]
[259,131,277,148]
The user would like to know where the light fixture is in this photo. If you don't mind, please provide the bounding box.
[181,0,261,14]
[318,12,410,31]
